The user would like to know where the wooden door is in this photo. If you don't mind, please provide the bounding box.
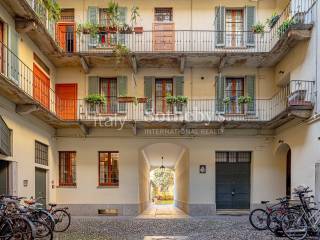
[55,84,77,120]
[35,168,47,205]
[155,79,173,113]
[0,21,4,73]
[153,23,175,51]
[56,23,76,53]
[33,64,50,109]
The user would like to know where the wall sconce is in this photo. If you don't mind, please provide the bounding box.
[278,140,284,144]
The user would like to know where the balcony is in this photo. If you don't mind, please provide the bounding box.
[53,0,317,69]
[1,0,61,55]
[0,40,315,131]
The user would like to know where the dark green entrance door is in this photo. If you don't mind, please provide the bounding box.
[216,152,251,210]
[0,160,9,195]
[35,168,47,205]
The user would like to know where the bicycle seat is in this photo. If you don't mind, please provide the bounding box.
[261,201,270,204]
[24,199,35,205]
[49,203,57,207]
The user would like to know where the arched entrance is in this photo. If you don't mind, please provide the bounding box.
[139,142,189,218]
[275,143,292,197]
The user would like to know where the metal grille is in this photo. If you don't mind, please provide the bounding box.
[99,151,119,186]
[0,116,11,156]
[35,141,48,166]
[154,8,173,22]
[216,151,251,163]
[59,151,76,186]
[60,9,75,22]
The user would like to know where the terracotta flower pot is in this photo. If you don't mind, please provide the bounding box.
[118,97,135,103]
[134,26,143,34]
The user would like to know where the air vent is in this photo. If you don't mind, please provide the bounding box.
[98,208,118,216]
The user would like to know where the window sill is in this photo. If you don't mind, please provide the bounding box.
[56,185,77,188]
[97,185,119,189]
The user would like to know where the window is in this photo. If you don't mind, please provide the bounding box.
[216,151,251,163]
[99,8,109,26]
[100,78,117,114]
[35,141,48,166]
[60,9,75,22]
[155,78,173,113]
[225,78,244,114]
[0,116,11,156]
[154,8,173,22]
[59,151,76,186]
[225,9,244,47]
[33,53,50,75]
[99,151,119,186]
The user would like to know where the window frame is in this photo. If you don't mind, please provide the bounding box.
[58,151,76,187]
[154,8,173,22]
[35,140,49,166]
[98,151,119,187]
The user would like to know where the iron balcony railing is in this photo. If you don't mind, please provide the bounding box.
[57,0,317,54]
[0,40,315,125]
[77,80,315,123]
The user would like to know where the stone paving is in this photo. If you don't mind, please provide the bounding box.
[55,205,316,240]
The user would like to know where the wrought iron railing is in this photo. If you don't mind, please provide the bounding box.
[0,44,315,125]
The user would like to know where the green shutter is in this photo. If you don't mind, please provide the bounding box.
[10,28,19,84]
[246,6,255,47]
[88,6,98,47]
[88,76,99,95]
[118,7,127,45]
[215,75,225,113]
[144,76,154,113]
[215,6,225,47]
[174,76,184,96]
[117,76,127,113]
[246,75,255,113]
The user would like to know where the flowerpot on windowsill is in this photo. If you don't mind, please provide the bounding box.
[134,26,143,34]
[107,27,117,33]
[118,96,135,103]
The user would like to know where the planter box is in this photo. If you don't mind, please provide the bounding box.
[118,97,135,103]
[137,97,148,103]
[134,27,143,34]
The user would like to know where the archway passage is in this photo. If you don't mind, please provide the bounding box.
[139,143,189,218]
[275,143,292,197]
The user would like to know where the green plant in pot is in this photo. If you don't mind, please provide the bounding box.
[266,12,280,29]
[106,0,120,32]
[131,6,143,34]
[238,96,253,113]
[176,96,188,105]
[277,18,295,38]
[84,94,106,104]
[112,44,130,64]
[43,0,61,22]
[252,22,265,34]
[165,94,176,105]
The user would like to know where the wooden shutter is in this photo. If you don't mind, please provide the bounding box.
[215,75,225,113]
[9,28,19,83]
[117,76,127,113]
[215,6,225,47]
[245,6,255,47]
[144,76,154,113]
[174,76,184,112]
[88,76,99,95]
[118,7,127,45]
[246,75,255,113]
[88,6,98,47]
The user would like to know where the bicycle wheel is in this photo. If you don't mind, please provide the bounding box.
[281,210,308,240]
[51,209,71,232]
[267,209,284,234]
[10,216,36,240]
[249,208,268,230]
[36,210,55,232]
[32,220,53,240]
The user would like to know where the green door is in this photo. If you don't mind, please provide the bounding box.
[35,168,47,205]
[0,160,9,195]
[216,152,251,210]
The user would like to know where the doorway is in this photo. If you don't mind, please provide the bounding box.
[35,168,47,205]
[155,78,173,113]
[216,151,251,210]
[56,23,76,53]
[55,83,78,120]
[0,160,9,195]
[286,149,291,196]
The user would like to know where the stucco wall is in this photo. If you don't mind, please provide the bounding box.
[174,149,189,213]
[0,96,56,202]
[139,150,150,212]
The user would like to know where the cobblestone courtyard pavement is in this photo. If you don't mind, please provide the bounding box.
[56,215,290,240]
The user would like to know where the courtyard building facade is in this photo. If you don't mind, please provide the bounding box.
[0,0,319,216]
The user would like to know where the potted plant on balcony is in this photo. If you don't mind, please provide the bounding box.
[266,12,280,29]
[165,94,177,110]
[84,94,106,114]
[112,43,130,64]
[106,0,120,33]
[43,0,61,22]
[118,96,136,103]
[277,18,295,38]
[238,96,253,114]
[131,6,143,34]
[119,23,133,34]
[176,95,188,113]
[252,22,265,34]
